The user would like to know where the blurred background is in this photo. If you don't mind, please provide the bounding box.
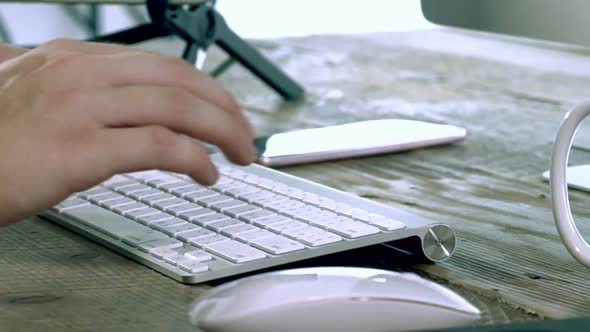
[0,0,432,45]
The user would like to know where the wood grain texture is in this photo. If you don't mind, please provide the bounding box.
[4,29,590,330]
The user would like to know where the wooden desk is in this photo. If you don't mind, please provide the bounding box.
[3,29,590,330]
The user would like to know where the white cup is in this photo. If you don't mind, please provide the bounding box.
[551,101,590,267]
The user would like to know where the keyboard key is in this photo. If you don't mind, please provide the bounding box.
[218,165,247,177]
[235,229,275,243]
[54,197,90,212]
[283,188,305,200]
[363,217,405,231]
[158,181,192,193]
[122,231,170,247]
[209,180,245,193]
[137,238,183,253]
[255,178,279,190]
[277,205,309,218]
[169,172,192,181]
[171,185,206,197]
[115,183,150,195]
[165,203,202,216]
[178,228,214,242]
[251,215,293,228]
[307,212,342,227]
[63,205,158,240]
[312,197,338,210]
[197,195,233,207]
[325,220,380,238]
[207,219,245,232]
[137,212,174,225]
[193,213,230,226]
[240,174,262,185]
[150,247,183,263]
[125,170,161,181]
[355,212,401,225]
[151,218,187,232]
[269,200,298,210]
[209,199,246,212]
[330,202,355,215]
[190,234,230,248]
[183,249,213,262]
[205,240,266,263]
[293,206,325,222]
[153,198,188,210]
[113,202,149,214]
[268,220,309,234]
[101,197,136,209]
[128,188,162,200]
[101,175,130,186]
[335,206,366,218]
[226,186,263,199]
[176,258,209,274]
[299,192,321,205]
[240,191,275,203]
[220,224,260,238]
[89,192,124,204]
[251,235,305,254]
[124,207,160,220]
[207,176,233,189]
[251,194,285,208]
[223,204,261,218]
[184,189,219,202]
[289,229,342,247]
[343,208,371,218]
[269,183,291,196]
[79,187,111,199]
[141,193,176,205]
[146,176,181,188]
[238,209,277,222]
[106,179,138,190]
[163,223,201,237]
[179,208,216,222]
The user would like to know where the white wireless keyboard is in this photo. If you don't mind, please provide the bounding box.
[41,154,456,284]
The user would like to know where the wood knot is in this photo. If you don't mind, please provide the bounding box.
[69,252,101,261]
[9,295,61,304]
[524,272,544,280]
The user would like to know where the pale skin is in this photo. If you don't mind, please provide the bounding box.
[0,39,256,226]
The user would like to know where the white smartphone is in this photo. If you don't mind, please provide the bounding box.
[254,119,467,167]
[542,165,590,193]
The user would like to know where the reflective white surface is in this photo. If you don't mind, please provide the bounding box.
[256,119,466,166]
[550,101,590,267]
[189,266,480,332]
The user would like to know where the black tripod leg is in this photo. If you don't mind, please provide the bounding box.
[90,23,171,44]
[212,13,304,101]
[182,42,199,64]
[0,13,12,43]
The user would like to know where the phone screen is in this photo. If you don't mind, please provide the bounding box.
[254,119,466,167]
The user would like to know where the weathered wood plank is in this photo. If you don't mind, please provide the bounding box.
[212,30,590,319]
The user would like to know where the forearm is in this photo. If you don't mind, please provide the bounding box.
[0,44,28,63]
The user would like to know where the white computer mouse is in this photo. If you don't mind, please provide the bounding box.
[189,266,481,332]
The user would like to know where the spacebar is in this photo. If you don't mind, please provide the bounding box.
[63,205,161,240]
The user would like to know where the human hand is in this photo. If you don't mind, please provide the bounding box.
[0,44,28,63]
[0,39,256,225]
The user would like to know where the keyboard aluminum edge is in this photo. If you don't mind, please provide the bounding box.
[40,209,435,284]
